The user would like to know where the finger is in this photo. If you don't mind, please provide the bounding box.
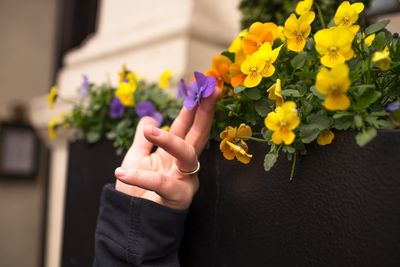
[115,167,174,197]
[143,125,198,174]
[122,116,158,168]
[168,106,197,139]
[185,90,218,155]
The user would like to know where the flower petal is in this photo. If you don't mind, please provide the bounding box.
[324,93,351,111]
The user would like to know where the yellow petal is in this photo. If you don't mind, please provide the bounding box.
[299,11,315,25]
[265,112,280,131]
[284,13,299,32]
[351,2,365,14]
[220,139,235,160]
[364,34,375,47]
[287,38,306,52]
[317,130,335,145]
[260,64,275,78]
[324,93,351,111]
[321,53,346,68]
[237,124,252,139]
[244,73,262,88]
[316,67,332,95]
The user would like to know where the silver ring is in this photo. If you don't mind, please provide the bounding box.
[175,161,200,176]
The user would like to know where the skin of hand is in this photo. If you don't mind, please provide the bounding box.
[114,90,218,210]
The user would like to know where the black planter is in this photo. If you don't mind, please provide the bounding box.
[181,130,400,267]
[61,131,400,267]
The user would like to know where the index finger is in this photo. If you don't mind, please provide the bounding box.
[185,90,218,155]
[121,116,158,168]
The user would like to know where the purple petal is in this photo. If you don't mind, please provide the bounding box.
[194,72,208,90]
[152,112,164,127]
[194,71,216,98]
[177,79,188,99]
[80,74,90,98]
[184,96,198,110]
[386,100,400,112]
[135,101,155,117]
[109,98,125,118]
[202,76,216,98]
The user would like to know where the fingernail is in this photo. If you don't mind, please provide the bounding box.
[151,126,162,136]
[115,167,127,178]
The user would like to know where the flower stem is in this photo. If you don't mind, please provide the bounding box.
[247,136,268,143]
[315,2,326,29]
[290,152,297,180]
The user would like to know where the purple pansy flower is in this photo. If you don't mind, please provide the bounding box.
[135,100,163,126]
[386,99,400,112]
[109,98,125,118]
[80,74,90,99]
[178,72,216,110]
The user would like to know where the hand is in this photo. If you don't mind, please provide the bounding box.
[114,91,218,210]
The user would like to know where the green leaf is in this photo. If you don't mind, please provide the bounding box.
[281,89,301,97]
[365,20,390,36]
[244,88,262,100]
[290,52,308,69]
[221,51,235,62]
[254,98,271,117]
[333,111,353,119]
[307,113,331,130]
[299,125,320,144]
[353,89,382,110]
[333,116,353,130]
[374,32,387,50]
[295,71,315,79]
[264,152,278,172]
[310,85,325,100]
[261,127,272,140]
[355,128,377,147]
[282,145,296,154]
[234,85,246,94]
[354,114,363,128]
[87,131,101,143]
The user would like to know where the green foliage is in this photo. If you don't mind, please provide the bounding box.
[214,1,399,176]
[63,77,182,155]
[239,0,372,29]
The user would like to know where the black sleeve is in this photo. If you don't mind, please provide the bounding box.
[93,184,188,267]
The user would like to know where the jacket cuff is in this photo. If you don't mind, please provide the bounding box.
[95,183,188,265]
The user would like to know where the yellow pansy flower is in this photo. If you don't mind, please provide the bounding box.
[48,115,61,139]
[48,86,58,110]
[241,43,281,88]
[314,27,355,68]
[115,81,136,107]
[159,70,172,89]
[267,79,283,107]
[334,1,364,33]
[265,101,300,145]
[284,11,315,52]
[364,33,375,47]
[295,0,313,16]
[229,29,248,53]
[219,124,253,164]
[317,129,335,145]
[316,64,351,111]
[372,47,392,71]
[242,22,278,55]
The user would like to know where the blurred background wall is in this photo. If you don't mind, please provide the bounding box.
[0,0,57,266]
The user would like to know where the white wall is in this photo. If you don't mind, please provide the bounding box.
[0,0,58,266]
